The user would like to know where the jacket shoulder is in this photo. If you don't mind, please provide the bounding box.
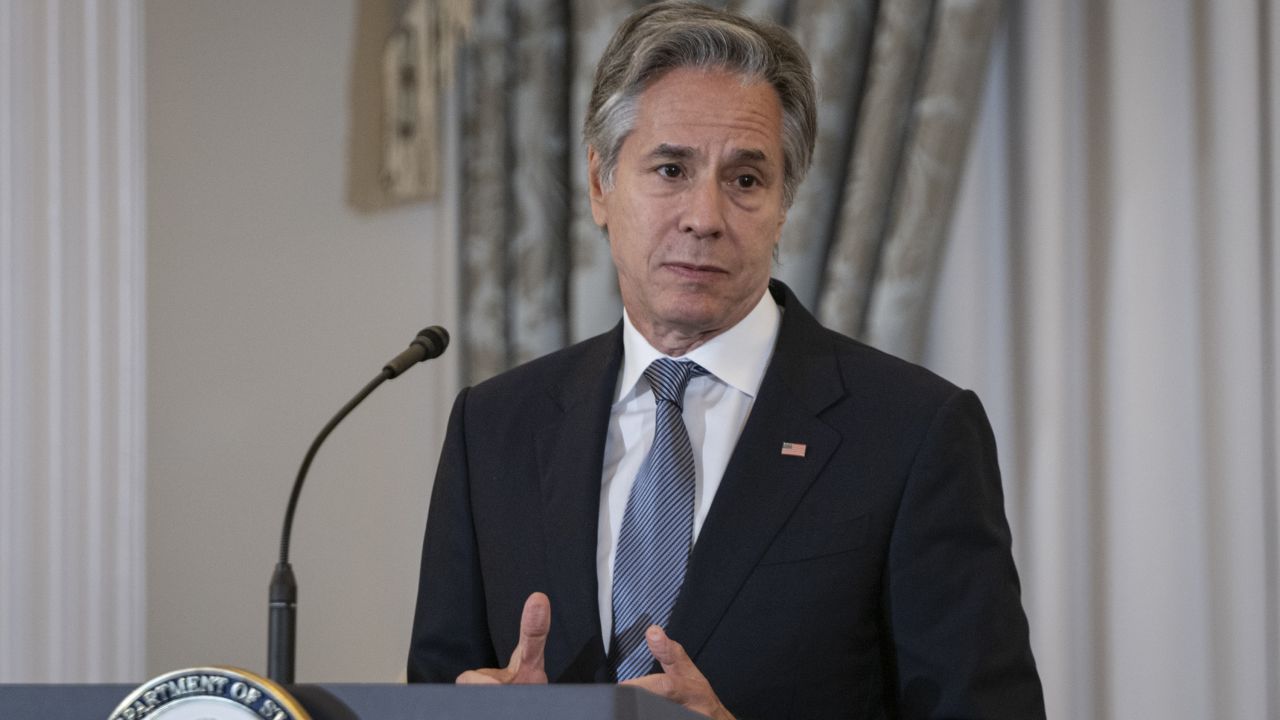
[826,328,960,406]
[464,328,621,408]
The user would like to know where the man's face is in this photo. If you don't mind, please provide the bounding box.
[589,67,788,350]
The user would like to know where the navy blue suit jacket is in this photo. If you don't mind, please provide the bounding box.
[408,281,1045,719]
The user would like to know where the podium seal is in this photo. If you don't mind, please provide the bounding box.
[108,666,310,720]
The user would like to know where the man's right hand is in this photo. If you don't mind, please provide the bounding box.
[455,592,551,685]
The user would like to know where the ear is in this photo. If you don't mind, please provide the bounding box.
[587,147,609,228]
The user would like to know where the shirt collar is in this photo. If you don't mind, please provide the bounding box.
[616,288,781,403]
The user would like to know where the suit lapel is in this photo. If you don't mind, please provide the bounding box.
[535,327,622,681]
[667,284,846,660]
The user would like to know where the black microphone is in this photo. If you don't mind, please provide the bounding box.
[268,326,450,683]
[383,325,449,377]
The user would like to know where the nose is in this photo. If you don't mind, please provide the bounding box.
[680,176,725,239]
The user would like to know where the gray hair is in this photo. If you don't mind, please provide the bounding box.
[584,1,817,207]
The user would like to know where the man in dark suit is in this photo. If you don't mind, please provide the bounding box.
[408,3,1045,718]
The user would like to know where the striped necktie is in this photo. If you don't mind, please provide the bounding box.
[609,358,707,681]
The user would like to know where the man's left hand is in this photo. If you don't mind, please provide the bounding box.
[621,626,735,720]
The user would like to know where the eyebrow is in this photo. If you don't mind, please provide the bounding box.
[645,144,771,165]
[729,148,768,165]
[647,143,696,161]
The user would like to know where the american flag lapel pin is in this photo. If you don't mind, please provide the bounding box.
[780,441,807,458]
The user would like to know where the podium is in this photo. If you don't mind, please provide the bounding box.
[0,683,702,719]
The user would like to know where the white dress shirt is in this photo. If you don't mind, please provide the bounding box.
[596,290,781,649]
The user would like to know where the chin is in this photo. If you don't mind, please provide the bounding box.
[657,304,728,335]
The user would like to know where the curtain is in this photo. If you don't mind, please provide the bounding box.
[928,1,1280,717]
[454,0,1004,383]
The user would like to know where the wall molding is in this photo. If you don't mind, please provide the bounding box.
[0,0,145,682]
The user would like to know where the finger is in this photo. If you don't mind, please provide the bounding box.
[621,672,676,699]
[455,668,505,685]
[512,592,551,679]
[644,625,696,677]
[632,628,732,720]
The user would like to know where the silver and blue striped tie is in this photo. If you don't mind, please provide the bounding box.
[610,358,707,681]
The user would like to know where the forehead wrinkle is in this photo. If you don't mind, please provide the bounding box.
[625,70,786,178]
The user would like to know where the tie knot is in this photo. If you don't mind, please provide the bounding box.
[644,359,707,406]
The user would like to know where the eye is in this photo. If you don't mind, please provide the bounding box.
[734,174,760,189]
[657,164,683,179]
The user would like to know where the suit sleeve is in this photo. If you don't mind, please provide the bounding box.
[884,389,1046,719]
[407,387,499,682]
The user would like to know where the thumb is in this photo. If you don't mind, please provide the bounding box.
[644,625,694,676]
[511,592,551,679]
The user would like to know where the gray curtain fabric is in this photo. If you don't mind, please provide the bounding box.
[457,0,1003,384]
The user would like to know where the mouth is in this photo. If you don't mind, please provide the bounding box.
[662,262,728,279]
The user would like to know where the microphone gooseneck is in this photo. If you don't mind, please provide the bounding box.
[268,326,449,683]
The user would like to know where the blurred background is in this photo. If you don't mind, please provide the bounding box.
[1,1,1276,719]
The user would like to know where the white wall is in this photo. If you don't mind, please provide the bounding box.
[145,0,457,681]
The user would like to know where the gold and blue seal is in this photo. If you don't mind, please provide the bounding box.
[108,666,309,720]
